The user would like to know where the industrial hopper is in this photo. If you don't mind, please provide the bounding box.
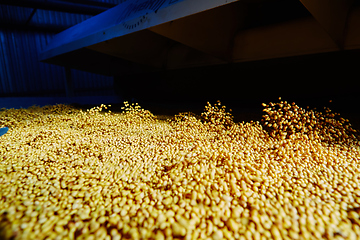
[39,0,360,76]
[39,0,360,103]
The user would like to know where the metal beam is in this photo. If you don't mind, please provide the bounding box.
[299,0,354,49]
[39,0,238,62]
[0,0,110,15]
[39,0,360,71]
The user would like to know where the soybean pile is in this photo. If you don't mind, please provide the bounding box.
[1,100,360,240]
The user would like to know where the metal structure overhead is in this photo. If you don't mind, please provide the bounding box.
[0,0,122,32]
[39,0,360,76]
[0,0,115,15]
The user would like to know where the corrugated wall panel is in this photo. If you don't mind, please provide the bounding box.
[0,5,31,24]
[0,2,117,98]
[0,27,115,97]
[33,9,91,30]
[0,33,12,93]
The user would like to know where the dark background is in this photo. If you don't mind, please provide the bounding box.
[113,50,360,129]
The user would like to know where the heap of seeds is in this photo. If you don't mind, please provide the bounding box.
[0,100,360,240]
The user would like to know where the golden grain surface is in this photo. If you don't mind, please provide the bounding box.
[0,101,360,240]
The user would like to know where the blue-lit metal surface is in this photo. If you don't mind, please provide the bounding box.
[0,29,64,96]
[0,127,8,136]
[39,0,237,61]
[38,0,360,73]
[0,29,115,97]
[0,1,123,97]
[1,0,360,100]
